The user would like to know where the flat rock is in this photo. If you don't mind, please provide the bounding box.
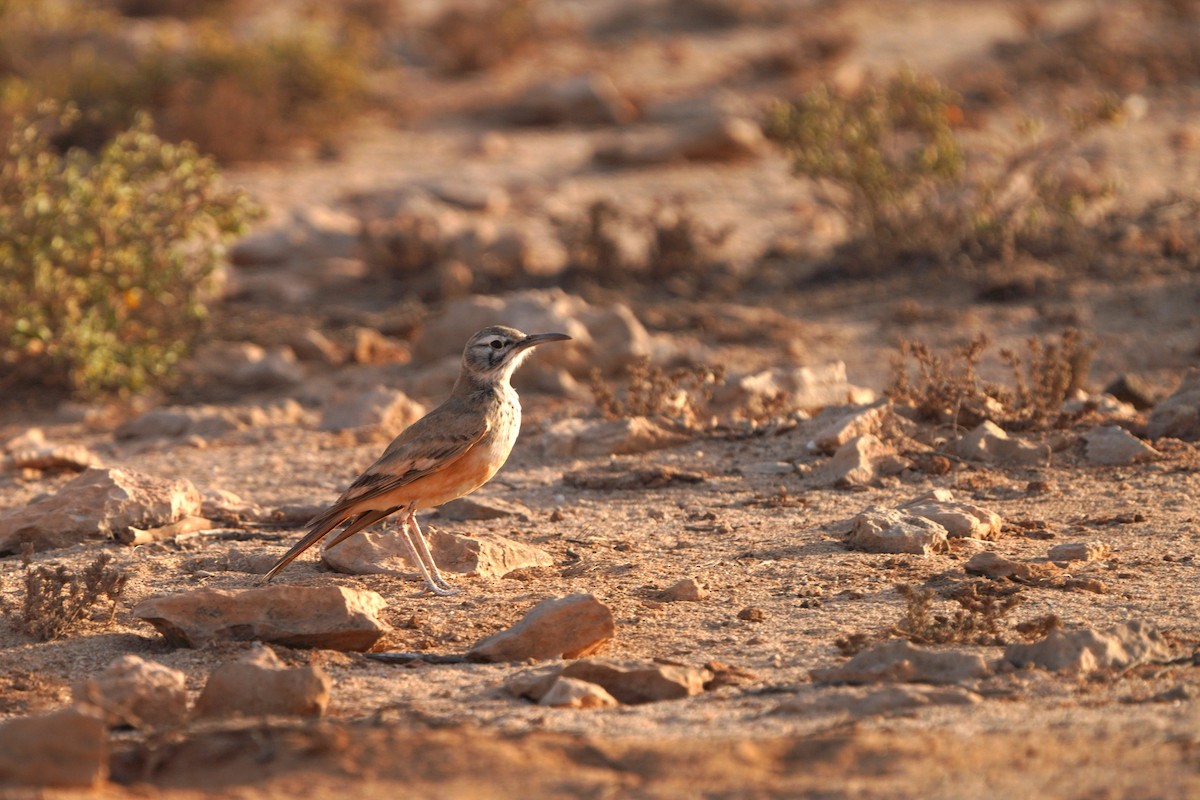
[1147,369,1200,441]
[538,677,620,709]
[201,488,265,525]
[594,116,765,165]
[541,416,693,458]
[2,428,101,472]
[779,685,982,717]
[507,72,636,126]
[712,363,852,421]
[0,707,107,788]
[1083,426,1160,465]
[116,401,306,441]
[898,489,1003,540]
[190,342,304,389]
[468,593,615,662]
[508,660,711,705]
[965,551,1062,583]
[134,585,389,651]
[811,640,990,685]
[846,507,949,556]
[660,578,708,602]
[955,420,1049,466]
[194,646,331,719]
[322,528,552,581]
[1103,373,1158,410]
[73,655,189,729]
[318,387,425,433]
[1047,541,1111,563]
[562,464,707,491]
[0,466,202,553]
[436,496,532,521]
[806,402,892,454]
[817,434,910,487]
[1005,620,1173,674]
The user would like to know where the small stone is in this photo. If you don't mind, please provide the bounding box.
[1103,373,1158,410]
[0,466,202,554]
[559,660,711,704]
[508,72,636,126]
[424,179,511,215]
[133,585,389,651]
[73,655,188,730]
[287,328,347,366]
[737,606,766,622]
[818,435,910,487]
[955,421,1049,466]
[660,578,708,602]
[541,416,693,458]
[194,646,331,719]
[436,496,532,521]
[846,508,949,556]
[964,551,1061,583]
[1146,369,1200,441]
[898,489,1003,540]
[811,640,990,685]
[318,387,425,433]
[538,677,619,709]
[594,116,765,165]
[468,593,615,662]
[1083,426,1160,466]
[712,363,853,422]
[806,402,892,454]
[352,327,411,365]
[1005,620,1173,674]
[1047,541,1111,563]
[0,707,107,787]
[192,342,304,389]
[200,488,264,524]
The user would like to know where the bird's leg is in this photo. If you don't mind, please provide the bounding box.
[407,513,459,594]
[396,514,459,597]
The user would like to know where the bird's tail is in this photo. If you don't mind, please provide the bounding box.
[262,505,352,582]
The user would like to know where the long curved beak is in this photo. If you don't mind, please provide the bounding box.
[515,332,571,352]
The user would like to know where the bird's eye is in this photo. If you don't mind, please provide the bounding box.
[490,339,504,350]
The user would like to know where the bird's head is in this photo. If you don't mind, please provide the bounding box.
[461,325,571,383]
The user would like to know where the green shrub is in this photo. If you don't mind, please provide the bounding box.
[0,104,259,396]
[768,72,1116,272]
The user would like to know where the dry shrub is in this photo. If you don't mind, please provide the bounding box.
[894,581,1023,646]
[888,329,1094,430]
[590,356,725,430]
[17,546,128,642]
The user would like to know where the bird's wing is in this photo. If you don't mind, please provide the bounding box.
[335,400,490,509]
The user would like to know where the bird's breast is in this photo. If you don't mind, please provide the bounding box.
[410,391,521,510]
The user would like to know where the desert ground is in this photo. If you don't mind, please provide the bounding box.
[3,0,1200,797]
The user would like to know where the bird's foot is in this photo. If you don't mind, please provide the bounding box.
[413,581,462,598]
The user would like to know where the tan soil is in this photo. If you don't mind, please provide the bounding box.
[4,1,1200,797]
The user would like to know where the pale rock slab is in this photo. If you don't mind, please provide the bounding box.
[1005,621,1173,674]
[779,685,982,717]
[807,402,893,454]
[1147,369,1200,441]
[318,386,426,433]
[436,495,531,522]
[194,646,331,719]
[1082,426,1159,466]
[73,655,189,729]
[898,489,1003,540]
[1047,541,1111,563]
[0,466,202,553]
[817,434,910,487]
[846,508,949,556]
[955,420,1049,466]
[507,660,711,705]
[538,677,620,709]
[0,707,107,788]
[811,640,990,685]
[540,416,693,458]
[468,593,615,662]
[712,362,852,421]
[660,578,708,602]
[134,585,389,651]
[321,528,552,581]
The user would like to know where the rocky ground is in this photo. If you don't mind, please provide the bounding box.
[3,0,1200,797]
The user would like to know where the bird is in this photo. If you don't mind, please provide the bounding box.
[264,325,571,595]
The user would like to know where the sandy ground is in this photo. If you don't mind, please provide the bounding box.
[3,0,1200,796]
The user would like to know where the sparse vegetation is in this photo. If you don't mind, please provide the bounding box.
[0,104,259,396]
[767,71,1118,273]
[887,329,1095,430]
[894,581,1024,646]
[590,355,725,430]
[17,546,128,642]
